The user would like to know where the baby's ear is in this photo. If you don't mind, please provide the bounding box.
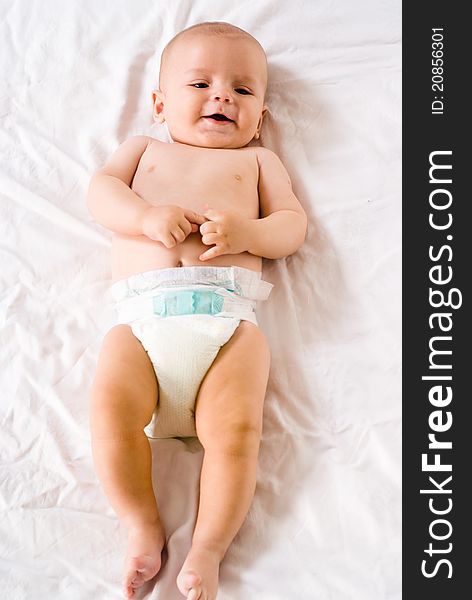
[151,89,165,123]
[254,106,268,139]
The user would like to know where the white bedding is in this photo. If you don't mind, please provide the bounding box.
[0,1,401,598]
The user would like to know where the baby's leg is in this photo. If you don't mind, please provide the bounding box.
[90,325,165,599]
[177,321,270,600]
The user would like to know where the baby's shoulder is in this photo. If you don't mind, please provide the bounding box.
[254,146,280,168]
[252,146,286,174]
[253,146,279,163]
[136,136,177,160]
[236,145,277,165]
[144,136,168,151]
[253,146,275,156]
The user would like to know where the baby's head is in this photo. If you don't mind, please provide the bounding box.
[152,22,268,149]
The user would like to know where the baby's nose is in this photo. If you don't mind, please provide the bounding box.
[212,90,232,102]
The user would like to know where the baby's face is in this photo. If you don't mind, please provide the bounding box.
[154,34,267,149]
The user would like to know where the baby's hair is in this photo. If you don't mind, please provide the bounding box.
[158,21,266,89]
[174,21,254,38]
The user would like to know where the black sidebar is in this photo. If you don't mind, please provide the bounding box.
[403,4,470,598]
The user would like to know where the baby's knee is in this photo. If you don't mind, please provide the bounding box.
[203,421,262,457]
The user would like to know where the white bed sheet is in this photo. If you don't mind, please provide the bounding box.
[0,1,401,598]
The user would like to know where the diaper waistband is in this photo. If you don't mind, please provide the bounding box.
[111,266,273,325]
[111,266,273,302]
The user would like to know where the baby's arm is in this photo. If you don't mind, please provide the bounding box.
[87,136,153,235]
[249,147,307,259]
[199,148,306,261]
[87,136,206,246]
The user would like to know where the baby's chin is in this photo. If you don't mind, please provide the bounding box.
[169,127,255,149]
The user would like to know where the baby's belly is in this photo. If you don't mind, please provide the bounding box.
[111,233,261,282]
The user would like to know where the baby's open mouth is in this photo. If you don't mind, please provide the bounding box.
[204,114,234,122]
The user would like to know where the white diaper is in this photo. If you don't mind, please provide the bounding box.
[111,266,273,439]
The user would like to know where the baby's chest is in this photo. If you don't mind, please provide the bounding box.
[132,145,259,217]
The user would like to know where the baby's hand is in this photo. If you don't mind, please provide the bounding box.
[141,205,207,248]
[199,209,253,261]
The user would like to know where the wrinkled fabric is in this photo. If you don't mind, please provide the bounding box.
[0,1,401,599]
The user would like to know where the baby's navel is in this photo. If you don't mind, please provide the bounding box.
[147,165,155,173]
[234,174,242,181]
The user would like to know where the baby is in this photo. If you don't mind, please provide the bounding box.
[87,21,306,600]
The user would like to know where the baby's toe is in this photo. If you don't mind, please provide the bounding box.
[178,570,202,599]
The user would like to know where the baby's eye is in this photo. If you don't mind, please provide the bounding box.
[235,88,252,95]
[191,83,208,88]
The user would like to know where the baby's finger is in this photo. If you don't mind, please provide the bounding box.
[203,208,223,221]
[171,226,186,244]
[199,221,218,235]
[178,218,193,237]
[161,232,177,248]
[184,209,208,225]
[199,245,223,261]
[201,232,219,246]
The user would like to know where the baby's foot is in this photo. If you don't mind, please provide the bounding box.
[122,522,166,599]
[176,545,221,600]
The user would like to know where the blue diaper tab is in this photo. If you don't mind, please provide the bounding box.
[111,266,273,326]
[152,289,225,317]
